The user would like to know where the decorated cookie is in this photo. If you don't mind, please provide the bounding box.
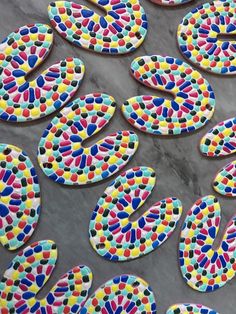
[38,93,138,185]
[167,304,219,314]
[0,23,84,122]
[80,274,157,313]
[200,117,236,157]
[0,144,40,250]
[150,0,192,6]
[89,167,182,261]
[179,195,236,292]
[122,55,215,135]
[177,0,236,75]
[213,160,236,197]
[0,240,92,313]
[0,241,220,313]
[48,0,148,54]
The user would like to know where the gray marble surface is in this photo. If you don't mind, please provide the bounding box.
[0,0,236,313]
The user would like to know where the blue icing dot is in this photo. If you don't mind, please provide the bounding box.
[132,197,141,210]
[0,204,9,217]
[87,124,97,136]
[36,274,45,288]
[1,186,13,196]
[28,55,38,68]
[81,9,94,18]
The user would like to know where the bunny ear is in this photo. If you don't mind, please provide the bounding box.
[177,0,236,75]
[0,24,85,122]
[0,240,57,311]
[0,144,40,251]
[48,0,148,54]
[122,55,215,136]
[89,166,182,261]
[0,240,93,313]
[80,274,157,314]
[0,23,53,72]
[166,303,219,314]
[213,160,236,197]
[41,265,92,313]
[37,93,139,185]
[200,117,236,157]
[179,195,236,292]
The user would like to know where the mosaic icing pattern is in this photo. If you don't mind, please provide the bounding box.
[167,304,219,314]
[80,274,157,313]
[0,240,92,313]
[213,160,236,197]
[122,55,215,135]
[0,144,40,251]
[38,93,138,185]
[177,0,236,75]
[0,23,84,122]
[179,195,236,292]
[150,0,192,6]
[89,167,182,261]
[48,0,148,54]
[200,117,236,157]
[0,240,221,313]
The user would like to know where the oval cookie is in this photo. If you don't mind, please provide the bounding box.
[80,274,157,313]
[0,144,40,250]
[0,240,92,313]
[167,304,219,314]
[89,166,182,261]
[213,160,236,197]
[48,0,148,54]
[122,55,215,135]
[200,117,236,157]
[177,0,236,75]
[179,195,236,292]
[38,93,139,185]
[0,23,84,122]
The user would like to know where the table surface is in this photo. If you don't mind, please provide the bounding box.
[0,0,236,313]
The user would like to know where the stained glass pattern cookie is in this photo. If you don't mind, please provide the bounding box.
[179,195,236,292]
[213,160,236,196]
[167,304,219,314]
[80,274,157,313]
[0,144,40,250]
[48,0,148,54]
[0,240,92,313]
[0,23,84,122]
[122,55,215,135]
[177,0,236,75]
[200,117,236,157]
[89,167,182,261]
[38,93,138,185]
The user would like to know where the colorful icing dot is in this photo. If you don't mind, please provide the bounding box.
[48,0,148,54]
[177,0,236,75]
[122,55,215,135]
[0,23,85,122]
[0,144,40,250]
[0,240,92,313]
[38,93,139,185]
[89,166,182,261]
[167,304,219,314]
[179,195,236,292]
[80,275,157,313]
[213,160,236,197]
[200,117,236,157]
[150,0,192,6]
